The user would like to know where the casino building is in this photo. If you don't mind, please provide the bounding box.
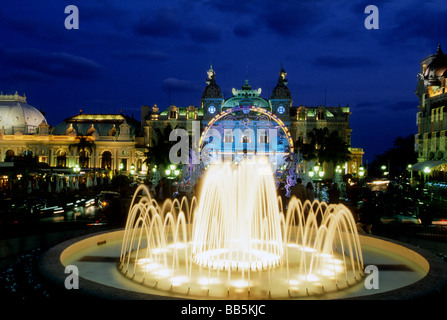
[142,67,364,179]
[0,66,364,182]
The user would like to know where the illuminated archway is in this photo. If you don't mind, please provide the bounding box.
[199,105,293,163]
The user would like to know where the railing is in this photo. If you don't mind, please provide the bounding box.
[375,223,447,242]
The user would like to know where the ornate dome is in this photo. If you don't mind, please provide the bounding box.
[423,44,447,86]
[270,68,291,99]
[202,66,223,99]
[0,92,47,134]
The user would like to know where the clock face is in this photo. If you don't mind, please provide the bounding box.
[208,106,216,114]
[277,106,285,114]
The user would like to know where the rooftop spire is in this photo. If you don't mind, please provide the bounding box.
[436,43,444,56]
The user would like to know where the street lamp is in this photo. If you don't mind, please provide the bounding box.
[130,164,135,175]
[424,166,430,184]
[165,164,181,179]
[359,166,365,178]
[73,164,80,173]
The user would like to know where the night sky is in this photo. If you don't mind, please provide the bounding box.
[1,0,446,163]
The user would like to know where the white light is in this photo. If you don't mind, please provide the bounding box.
[170,276,188,286]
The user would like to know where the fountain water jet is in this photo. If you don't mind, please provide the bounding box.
[119,157,364,299]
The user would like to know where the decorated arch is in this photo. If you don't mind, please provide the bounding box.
[199,105,293,167]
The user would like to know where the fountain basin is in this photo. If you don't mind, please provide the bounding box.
[39,229,447,300]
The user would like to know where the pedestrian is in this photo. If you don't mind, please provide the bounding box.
[306,182,315,202]
[147,182,156,198]
[156,179,166,201]
[328,183,340,204]
[291,178,307,204]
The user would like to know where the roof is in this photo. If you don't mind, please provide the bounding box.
[0,93,47,134]
[54,112,141,136]
[409,160,447,171]
[64,113,127,123]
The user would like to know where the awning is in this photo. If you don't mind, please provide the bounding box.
[409,160,447,171]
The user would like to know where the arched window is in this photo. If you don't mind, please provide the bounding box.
[5,150,14,161]
[79,150,90,168]
[56,150,67,167]
[101,151,112,170]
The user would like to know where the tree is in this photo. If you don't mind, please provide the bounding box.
[144,124,176,170]
[370,135,417,178]
[318,130,351,167]
[295,128,351,168]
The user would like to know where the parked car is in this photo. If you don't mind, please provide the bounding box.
[96,191,121,212]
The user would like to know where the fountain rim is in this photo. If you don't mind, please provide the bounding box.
[39,228,447,300]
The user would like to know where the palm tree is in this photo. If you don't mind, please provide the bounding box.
[294,136,317,162]
[296,128,351,171]
[318,130,352,168]
[144,124,176,170]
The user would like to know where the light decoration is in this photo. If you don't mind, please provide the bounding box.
[198,105,294,157]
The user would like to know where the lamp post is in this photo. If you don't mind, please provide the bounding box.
[407,164,413,185]
[381,165,388,177]
[359,166,365,179]
[424,166,430,185]
[165,164,181,180]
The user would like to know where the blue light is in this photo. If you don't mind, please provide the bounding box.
[277,106,285,114]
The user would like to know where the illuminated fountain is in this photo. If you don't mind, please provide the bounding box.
[119,157,364,299]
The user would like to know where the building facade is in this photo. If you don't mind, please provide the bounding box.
[0,93,145,175]
[142,67,364,178]
[414,44,447,177]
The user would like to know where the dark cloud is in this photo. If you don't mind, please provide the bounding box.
[386,100,416,111]
[134,8,184,38]
[313,55,375,68]
[378,2,447,48]
[162,78,200,92]
[112,50,170,62]
[134,7,222,44]
[258,2,327,37]
[187,24,221,43]
[0,48,103,81]
[202,0,255,14]
[355,99,416,114]
[233,23,257,38]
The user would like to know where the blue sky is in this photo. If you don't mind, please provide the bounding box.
[1,0,446,163]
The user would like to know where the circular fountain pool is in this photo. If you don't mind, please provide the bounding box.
[40,159,447,300]
[41,229,445,300]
